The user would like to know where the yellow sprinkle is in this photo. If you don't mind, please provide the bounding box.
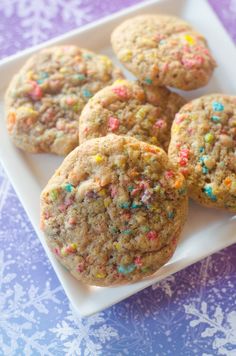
[113,79,128,86]
[114,242,121,250]
[70,243,78,250]
[59,67,68,73]
[104,197,112,208]
[18,106,38,115]
[94,154,103,163]
[100,55,112,69]
[150,137,158,144]
[172,124,180,133]
[205,133,215,143]
[135,107,149,120]
[96,273,106,279]
[174,179,183,189]
[184,34,195,45]
[27,70,35,80]
[98,189,106,197]
[120,50,132,62]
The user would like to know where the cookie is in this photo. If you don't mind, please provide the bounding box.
[5,45,123,155]
[168,94,236,212]
[79,80,185,150]
[40,134,188,286]
[111,15,216,90]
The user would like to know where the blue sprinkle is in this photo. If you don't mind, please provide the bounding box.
[65,183,73,192]
[82,89,92,98]
[199,147,205,153]
[212,101,224,112]
[40,72,49,79]
[211,116,220,123]
[120,202,130,209]
[131,202,142,209]
[118,264,136,275]
[203,186,217,201]
[167,211,175,219]
[159,39,166,45]
[37,79,44,84]
[202,166,209,174]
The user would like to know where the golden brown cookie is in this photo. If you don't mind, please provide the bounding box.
[40,134,188,286]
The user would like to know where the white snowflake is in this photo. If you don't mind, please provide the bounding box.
[152,275,175,297]
[0,251,62,355]
[184,301,236,355]
[51,307,118,356]
[0,0,91,45]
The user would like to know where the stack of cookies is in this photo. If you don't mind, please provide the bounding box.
[5,14,235,287]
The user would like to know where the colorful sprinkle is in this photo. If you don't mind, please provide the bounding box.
[202,166,209,174]
[120,202,130,209]
[29,82,43,101]
[212,102,224,111]
[61,243,77,257]
[128,186,134,192]
[104,197,112,208]
[65,183,73,192]
[83,53,92,59]
[96,272,106,279]
[120,50,132,62]
[204,133,214,143]
[167,211,175,219]
[199,147,205,153]
[122,229,132,235]
[211,115,220,123]
[203,185,217,201]
[112,86,128,99]
[147,231,158,240]
[154,119,165,129]
[134,256,142,267]
[117,264,136,275]
[114,242,121,250]
[77,263,85,273]
[183,34,195,45]
[94,154,103,163]
[145,78,153,85]
[224,177,232,187]
[82,89,92,98]
[50,189,58,201]
[131,202,142,209]
[135,107,148,120]
[108,116,119,131]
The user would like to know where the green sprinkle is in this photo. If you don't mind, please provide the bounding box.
[72,104,80,112]
[141,267,150,273]
[211,116,220,123]
[159,39,166,45]
[144,78,153,85]
[82,89,92,98]
[128,186,134,192]
[120,202,130,209]
[117,264,136,275]
[111,227,118,233]
[83,53,93,60]
[76,74,86,80]
[65,183,73,192]
[141,226,150,232]
[122,229,132,235]
[50,189,58,201]
[37,79,44,84]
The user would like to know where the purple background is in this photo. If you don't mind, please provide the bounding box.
[0,1,236,355]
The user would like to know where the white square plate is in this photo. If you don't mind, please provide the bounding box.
[0,0,235,317]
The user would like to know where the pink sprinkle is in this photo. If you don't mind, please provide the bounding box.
[110,185,117,198]
[131,187,141,196]
[147,231,158,241]
[154,119,166,129]
[182,45,190,53]
[180,148,190,159]
[77,263,84,273]
[29,82,42,101]
[175,114,185,124]
[112,86,128,99]
[83,127,89,134]
[58,204,67,212]
[182,56,204,69]
[54,248,60,256]
[66,97,74,105]
[108,116,120,131]
[134,256,142,266]
[44,211,51,219]
[162,63,169,73]
[165,170,174,179]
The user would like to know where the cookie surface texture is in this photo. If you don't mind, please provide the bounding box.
[40,134,188,286]
[79,80,185,150]
[5,45,123,155]
[169,94,236,212]
[111,15,216,90]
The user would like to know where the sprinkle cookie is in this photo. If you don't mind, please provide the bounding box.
[5,45,123,155]
[79,80,185,150]
[40,135,188,286]
[168,94,236,212]
[111,15,216,90]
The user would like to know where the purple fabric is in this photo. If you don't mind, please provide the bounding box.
[0,1,236,355]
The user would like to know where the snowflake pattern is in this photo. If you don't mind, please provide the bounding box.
[0,0,236,355]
